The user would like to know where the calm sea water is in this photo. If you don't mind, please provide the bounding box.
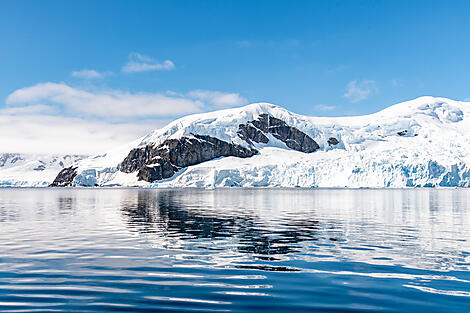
[0,188,469,312]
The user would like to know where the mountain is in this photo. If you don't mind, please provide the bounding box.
[50,96,470,188]
[0,154,85,187]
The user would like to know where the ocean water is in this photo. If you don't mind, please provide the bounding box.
[0,188,469,312]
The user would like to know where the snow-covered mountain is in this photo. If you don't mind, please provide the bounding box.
[0,154,85,187]
[50,96,470,188]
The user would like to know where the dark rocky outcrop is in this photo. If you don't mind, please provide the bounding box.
[327,137,339,146]
[33,164,46,171]
[238,114,319,153]
[397,130,408,136]
[49,166,77,187]
[120,114,319,183]
[120,135,258,183]
[237,124,269,145]
[51,113,323,186]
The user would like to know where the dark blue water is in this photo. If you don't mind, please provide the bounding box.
[0,188,469,312]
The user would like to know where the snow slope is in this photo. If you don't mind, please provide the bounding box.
[0,154,85,187]
[61,96,470,187]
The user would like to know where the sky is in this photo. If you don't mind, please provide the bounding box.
[1,0,470,154]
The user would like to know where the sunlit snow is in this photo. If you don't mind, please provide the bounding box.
[3,96,470,188]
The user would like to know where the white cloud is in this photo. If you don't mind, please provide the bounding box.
[344,80,378,103]
[6,82,204,118]
[0,106,169,154]
[71,69,110,79]
[314,104,336,111]
[2,83,249,154]
[0,104,58,115]
[187,90,248,108]
[7,83,249,118]
[122,53,175,73]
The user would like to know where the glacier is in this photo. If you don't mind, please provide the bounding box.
[20,96,470,187]
[0,153,84,187]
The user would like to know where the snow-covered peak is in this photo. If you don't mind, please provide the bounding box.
[372,96,467,123]
[50,96,470,188]
[132,96,469,158]
[138,102,293,146]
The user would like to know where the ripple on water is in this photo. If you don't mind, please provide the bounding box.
[0,188,469,312]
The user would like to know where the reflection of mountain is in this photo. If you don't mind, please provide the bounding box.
[118,189,470,272]
[236,218,322,255]
[120,190,335,257]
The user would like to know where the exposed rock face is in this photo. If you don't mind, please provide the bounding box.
[327,137,339,146]
[49,166,77,187]
[51,113,322,186]
[238,114,319,153]
[120,114,320,183]
[33,164,46,171]
[120,135,258,183]
[237,124,269,144]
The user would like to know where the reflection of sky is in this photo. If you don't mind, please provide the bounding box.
[1,188,470,309]
[1,188,470,272]
[114,189,470,272]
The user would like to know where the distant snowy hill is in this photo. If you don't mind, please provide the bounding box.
[0,154,85,187]
[49,96,470,188]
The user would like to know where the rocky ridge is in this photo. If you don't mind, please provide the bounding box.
[120,134,258,182]
[51,113,320,185]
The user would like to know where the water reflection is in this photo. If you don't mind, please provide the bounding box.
[120,190,336,259]
[0,188,470,312]
[117,189,470,272]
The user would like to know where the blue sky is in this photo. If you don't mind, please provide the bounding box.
[1,0,470,153]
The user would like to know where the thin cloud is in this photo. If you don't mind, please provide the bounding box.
[6,82,204,118]
[187,90,248,108]
[4,83,250,153]
[122,53,175,73]
[71,69,111,79]
[1,104,58,115]
[314,104,336,111]
[344,80,378,103]
[391,79,403,87]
